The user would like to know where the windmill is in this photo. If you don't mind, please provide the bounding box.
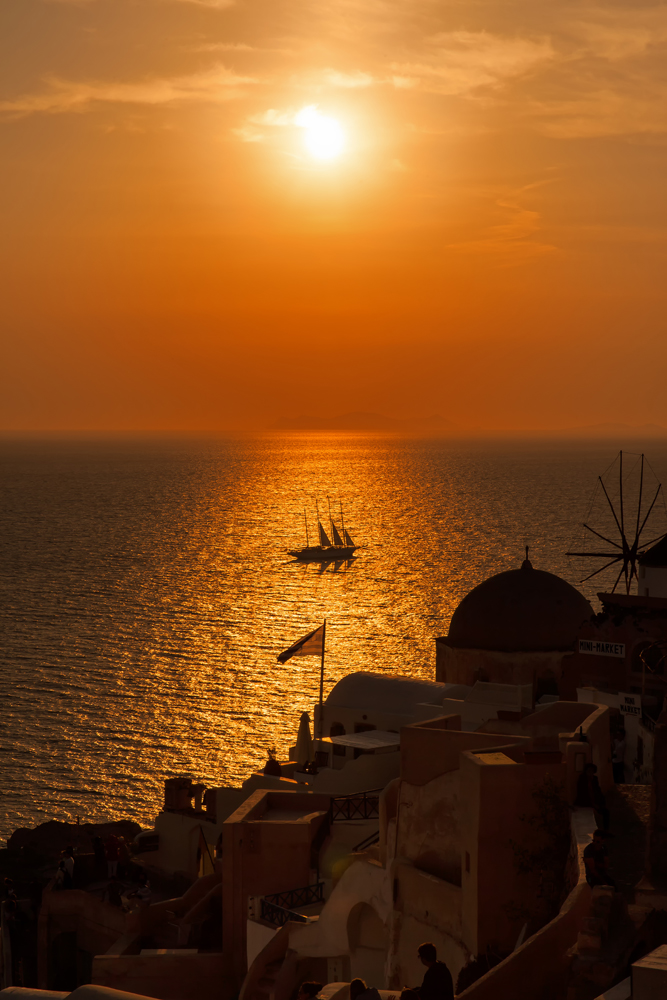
[566,451,667,594]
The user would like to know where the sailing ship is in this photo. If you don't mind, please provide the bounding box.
[289,499,358,562]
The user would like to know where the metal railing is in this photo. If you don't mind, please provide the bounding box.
[259,882,324,927]
[352,830,380,853]
[331,789,382,821]
[260,898,309,927]
[264,883,324,910]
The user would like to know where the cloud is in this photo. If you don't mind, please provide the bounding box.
[0,64,254,117]
[391,76,417,90]
[194,42,255,52]
[231,124,264,142]
[249,107,296,127]
[234,106,299,143]
[566,8,667,61]
[532,89,667,139]
[322,69,375,88]
[521,8,667,138]
[446,197,556,264]
[392,31,553,96]
[168,0,234,7]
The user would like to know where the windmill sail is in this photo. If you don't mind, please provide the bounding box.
[566,450,667,594]
[343,529,354,546]
[318,522,332,546]
[331,522,344,546]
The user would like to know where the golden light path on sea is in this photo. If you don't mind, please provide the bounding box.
[2,435,666,840]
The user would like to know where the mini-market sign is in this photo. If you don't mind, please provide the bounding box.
[579,639,626,658]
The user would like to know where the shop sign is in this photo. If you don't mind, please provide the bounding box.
[579,639,626,658]
[619,693,641,716]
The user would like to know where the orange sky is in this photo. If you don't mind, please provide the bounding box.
[1,0,666,433]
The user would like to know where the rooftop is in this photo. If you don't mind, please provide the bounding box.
[329,730,401,750]
[474,751,518,766]
[445,558,593,652]
[325,671,446,711]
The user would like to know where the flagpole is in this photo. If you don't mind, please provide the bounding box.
[318,619,326,744]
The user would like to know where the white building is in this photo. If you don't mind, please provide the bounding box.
[638,536,667,599]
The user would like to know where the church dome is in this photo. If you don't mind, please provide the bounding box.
[446,558,593,652]
[325,672,445,711]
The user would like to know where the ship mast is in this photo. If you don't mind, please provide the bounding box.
[327,496,335,543]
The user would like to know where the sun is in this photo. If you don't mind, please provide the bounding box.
[295,106,345,161]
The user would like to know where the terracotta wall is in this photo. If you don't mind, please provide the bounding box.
[482,701,613,801]
[460,753,568,958]
[456,882,591,1000]
[38,886,126,988]
[399,721,528,786]
[435,643,567,690]
[396,770,462,885]
[221,790,331,999]
[387,860,467,989]
[92,952,224,1000]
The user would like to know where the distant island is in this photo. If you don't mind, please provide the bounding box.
[271,411,458,432]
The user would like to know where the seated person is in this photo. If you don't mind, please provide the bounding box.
[413,943,454,1000]
[349,980,380,1000]
[263,753,283,777]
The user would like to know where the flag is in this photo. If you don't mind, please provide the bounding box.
[278,624,325,664]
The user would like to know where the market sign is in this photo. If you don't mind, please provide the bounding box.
[579,639,626,658]
[619,693,641,716]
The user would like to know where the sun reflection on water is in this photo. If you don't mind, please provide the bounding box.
[1,435,666,840]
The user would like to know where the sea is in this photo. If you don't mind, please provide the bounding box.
[2,434,666,844]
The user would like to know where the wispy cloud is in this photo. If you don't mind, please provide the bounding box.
[0,64,254,117]
[523,7,667,138]
[194,42,255,52]
[532,89,667,139]
[447,197,556,264]
[566,8,667,61]
[168,0,234,8]
[231,124,264,142]
[322,69,375,88]
[392,31,553,96]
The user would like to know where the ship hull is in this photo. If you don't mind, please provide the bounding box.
[289,545,357,562]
